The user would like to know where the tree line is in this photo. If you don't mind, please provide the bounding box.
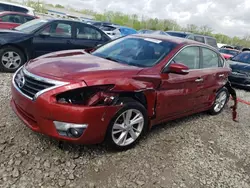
[7,0,250,48]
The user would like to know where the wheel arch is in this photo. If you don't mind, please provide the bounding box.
[115,89,157,119]
[0,44,29,62]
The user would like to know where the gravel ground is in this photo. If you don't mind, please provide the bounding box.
[0,73,250,188]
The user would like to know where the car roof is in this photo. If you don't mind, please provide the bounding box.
[132,34,206,46]
[0,1,34,10]
[0,11,34,16]
[45,18,92,24]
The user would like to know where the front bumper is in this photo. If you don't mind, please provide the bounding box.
[10,83,121,144]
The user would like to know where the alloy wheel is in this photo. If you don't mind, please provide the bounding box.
[2,51,21,70]
[111,109,144,146]
[214,91,227,112]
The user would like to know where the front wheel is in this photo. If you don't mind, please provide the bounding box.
[209,87,229,115]
[0,46,25,73]
[105,98,148,150]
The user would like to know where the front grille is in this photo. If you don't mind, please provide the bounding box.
[14,68,55,99]
[22,75,54,98]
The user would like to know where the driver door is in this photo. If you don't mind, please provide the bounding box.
[156,46,205,121]
[32,21,75,58]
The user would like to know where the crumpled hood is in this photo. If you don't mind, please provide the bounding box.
[25,50,143,82]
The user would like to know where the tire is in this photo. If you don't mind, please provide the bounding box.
[0,46,26,73]
[105,98,148,150]
[209,87,229,115]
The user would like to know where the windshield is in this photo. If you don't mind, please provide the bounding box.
[231,52,250,64]
[14,19,48,33]
[219,48,239,56]
[91,37,177,67]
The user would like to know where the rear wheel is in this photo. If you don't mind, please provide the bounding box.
[0,46,25,73]
[209,87,229,115]
[105,98,148,150]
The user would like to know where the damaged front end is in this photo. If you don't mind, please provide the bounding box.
[56,84,119,107]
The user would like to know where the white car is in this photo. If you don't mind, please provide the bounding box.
[100,25,137,40]
[0,1,35,16]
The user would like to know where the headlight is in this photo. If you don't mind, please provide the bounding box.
[56,84,117,106]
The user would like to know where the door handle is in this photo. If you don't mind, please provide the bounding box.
[219,74,225,78]
[195,78,203,82]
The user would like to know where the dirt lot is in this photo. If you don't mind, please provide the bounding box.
[0,73,250,188]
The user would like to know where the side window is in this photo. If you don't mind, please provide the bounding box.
[206,37,217,48]
[41,22,72,38]
[173,46,200,69]
[1,14,22,23]
[194,36,205,43]
[76,24,102,40]
[219,56,224,67]
[202,48,219,68]
[187,35,194,40]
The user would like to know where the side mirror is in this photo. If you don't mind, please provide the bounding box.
[163,63,189,75]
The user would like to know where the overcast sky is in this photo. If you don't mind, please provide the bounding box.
[43,0,250,37]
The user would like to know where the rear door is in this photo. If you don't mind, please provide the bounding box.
[71,22,110,50]
[33,21,75,57]
[156,46,205,121]
[198,47,229,107]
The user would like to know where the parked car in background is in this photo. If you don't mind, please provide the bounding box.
[227,51,250,89]
[0,1,35,16]
[138,30,169,36]
[166,31,218,49]
[137,29,154,34]
[218,48,240,60]
[220,45,234,49]
[100,25,137,39]
[11,34,231,150]
[0,11,37,29]
[88,21,117,28]
[0,18,111,72]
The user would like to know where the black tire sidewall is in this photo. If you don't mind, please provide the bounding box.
[0,46,25,73]
[209,87,229,115]
[105,100,148,150]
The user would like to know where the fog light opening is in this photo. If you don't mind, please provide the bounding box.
[68,128,84,138]
[53,121,88,138]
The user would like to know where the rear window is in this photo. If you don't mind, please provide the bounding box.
[99,26,116,31]
[206,37,218,48]
[194,36,205,43]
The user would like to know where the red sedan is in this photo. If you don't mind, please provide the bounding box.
[219,48,240,60]
[0,11,37,29]
[11,35,231,150]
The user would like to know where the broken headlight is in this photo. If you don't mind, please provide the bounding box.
[56,84,117,106]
